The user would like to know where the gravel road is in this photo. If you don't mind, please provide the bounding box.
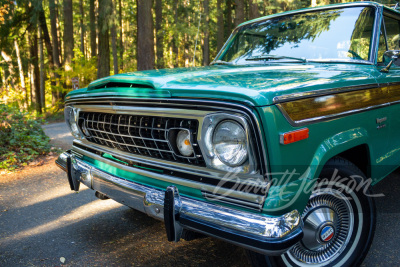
[0,122,399,266]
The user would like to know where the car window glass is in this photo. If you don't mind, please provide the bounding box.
[383,15,400,65]
[219,7,375,64]
[378,26,387,63]
[384,15,400,50]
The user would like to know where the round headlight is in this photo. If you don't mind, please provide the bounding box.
[212,120,248,167]
[176,130,194,157]
[65,107,81,139]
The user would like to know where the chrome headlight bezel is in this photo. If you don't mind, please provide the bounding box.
[64,106,81,139]
[199,113,257,174]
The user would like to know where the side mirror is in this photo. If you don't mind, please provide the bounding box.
[381,50,400,73]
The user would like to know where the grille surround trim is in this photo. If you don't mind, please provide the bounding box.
[70,103,265,180]
[64,98,268,179]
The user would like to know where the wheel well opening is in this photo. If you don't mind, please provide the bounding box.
[337,144,370,177]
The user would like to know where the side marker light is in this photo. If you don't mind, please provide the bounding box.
[280,128,309,145]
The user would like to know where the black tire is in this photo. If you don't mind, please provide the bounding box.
[247,157,376,267]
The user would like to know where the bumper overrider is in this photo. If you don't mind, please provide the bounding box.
[56,151,303,255]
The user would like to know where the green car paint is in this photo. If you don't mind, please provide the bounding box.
[67,63,379,107]
[66,1,400,218]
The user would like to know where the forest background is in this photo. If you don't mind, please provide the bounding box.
[0,0,397,114]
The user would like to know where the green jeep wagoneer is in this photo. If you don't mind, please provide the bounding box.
[57,2,400,266]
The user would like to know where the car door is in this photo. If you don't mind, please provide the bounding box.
[375,10,400,169]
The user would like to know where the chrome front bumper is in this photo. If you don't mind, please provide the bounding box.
[56,151,303,255]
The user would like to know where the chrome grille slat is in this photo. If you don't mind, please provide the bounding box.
[86,135,173,153]
[79,111,206,166]
[86,127,168,143]
[117,115,133,154]
[150,117,164,159]
[139,117,153,157]
[127,116,142,155]
[164,118,177,161]
[85,119,168,131]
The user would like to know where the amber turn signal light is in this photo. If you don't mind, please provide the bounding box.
[280,128,309,145]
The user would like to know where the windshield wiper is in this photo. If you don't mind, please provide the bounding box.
[246,55,307,63]
[210,60,235,66]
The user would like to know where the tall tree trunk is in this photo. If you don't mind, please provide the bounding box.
[111,0,118,74]
[49,0,62,106]
[118,0,123,70]
[155,0,164,69]
[90,0,97,57]
[38,1,51,110]
[249,0,259,19]
[25,33,32,107]
[235,0,245,26]
[29,32,42,114]
[203,0,210,66]
[172,0,179,68]
[56,0,62,64]
[227,0,233,36]
[137,0,154,71]
[311,0,317,7]
[97,0,111,78]
[64,0,74,89]
[80,0,85,57]
[183,1,190,67]
[14,39,28,110]
[41,0,63,107]
[0,69,5,95]
[38,29,46,111]
[217,0,224,52]
[1,51,16,90]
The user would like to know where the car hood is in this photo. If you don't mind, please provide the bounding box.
[67,63,379,106]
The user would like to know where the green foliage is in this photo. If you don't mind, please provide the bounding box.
[56,48,97,94]
[0,103,51,171]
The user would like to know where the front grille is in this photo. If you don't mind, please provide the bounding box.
[78,112,205,166]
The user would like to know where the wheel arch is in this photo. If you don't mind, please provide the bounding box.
[336,144,371,178]
[310,127,370,181]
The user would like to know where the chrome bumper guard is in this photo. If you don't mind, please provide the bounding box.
[56,151,303,255]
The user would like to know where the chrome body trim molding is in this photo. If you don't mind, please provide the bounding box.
[71,142,267,205]
[272,84,379,104]
[75,139,237,179]
[74,136,265,184]
[71,104,211,119]
[276,101,392,127]
[202,191,264,211]
[56,151,303,255]
[274,82,400,126]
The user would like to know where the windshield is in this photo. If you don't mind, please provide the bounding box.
[217,6,375,65]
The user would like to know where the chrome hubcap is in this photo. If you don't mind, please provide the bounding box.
[302,207,337,250]
[288,189,354,265]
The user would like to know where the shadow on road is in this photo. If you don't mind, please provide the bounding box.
[0,155,248,266]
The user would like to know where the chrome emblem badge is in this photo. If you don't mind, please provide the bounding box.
[321,226,334,242]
